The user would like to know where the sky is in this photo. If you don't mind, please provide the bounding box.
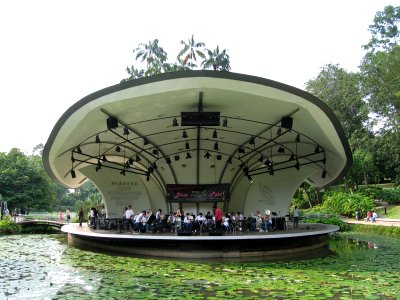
[0,0,397,154]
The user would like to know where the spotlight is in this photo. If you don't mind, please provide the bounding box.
[243,167,249,174]
[247,175,252,181]
[239,148,245,154]
[265,158,271,166]
[258,155,264,163]
[278,146,285,154]
[128,158,134,165]
[222,118,228,127]
[295,160,300,170]
[116,146,121,152]
[185,142,190,150]
[95,166,99,172]
[172,118,179,127]
[174,155,180,161]
[123,127,129,135]
[281,116,293,129]
[136,155,141,162]
[249,137,255,145]
[125,162,130,169]
[71,170,76,178]
[276,128,282,136]
[76,147,82,154]
[322,154,326,164]
[315,145,321,153]
[102,155,107,162]
[148,166,154,174]
[146,174,150,181]
[213,130,218,138]
[152,162,158,170]
[71,154,75,162]
[120,169,126,176]
[322,169,327,178]
[152,149,159,155]
[216,155,222,160]
[95,135,100,143]
[269,167,274,176]
[214,142,219,150]
[204,151,211,159]
[227,156,233,164]
[289,154,295,161]
[166,157,171,164]
[97,160,102,169]
[182,130,188,138]
[239,163,246,169]
[143,137,149,145]
[295,134,300,143]
[186,152,192,159]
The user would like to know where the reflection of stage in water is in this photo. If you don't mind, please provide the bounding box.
[62,223,339,260]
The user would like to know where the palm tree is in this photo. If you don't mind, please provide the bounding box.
[178,34,206,69]
[133,39,168,76]
[202,46,231,71]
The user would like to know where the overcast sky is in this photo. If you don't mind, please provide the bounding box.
[0,0,395,154]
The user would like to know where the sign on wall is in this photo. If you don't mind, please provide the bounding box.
[166,184,230,202]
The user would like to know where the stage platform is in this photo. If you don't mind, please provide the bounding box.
[61,223,339,260]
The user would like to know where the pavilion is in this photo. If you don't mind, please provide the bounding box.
[43,71,351,219]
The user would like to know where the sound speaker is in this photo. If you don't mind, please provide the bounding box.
[107,117,118,129]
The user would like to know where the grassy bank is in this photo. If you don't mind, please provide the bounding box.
[348,223,400,237]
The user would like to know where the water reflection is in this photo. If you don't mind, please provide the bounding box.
[0,233,399,299]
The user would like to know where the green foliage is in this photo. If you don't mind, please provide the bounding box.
[0,148,55,211]
[310,190,374,217]
[20,224,60,234]
[348,223,400,237]
[0,216,21,234]
[358,186,400,204]
[304,215,350,231]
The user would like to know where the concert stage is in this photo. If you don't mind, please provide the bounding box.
[62,223,339,259]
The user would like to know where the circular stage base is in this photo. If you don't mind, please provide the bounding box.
[62,223,338,260]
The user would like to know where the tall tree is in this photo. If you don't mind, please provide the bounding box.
[177,34,206,68]
[305,64,369,142]
[363,5,400,52]
[133,39,168,76]
[202,45,231,71]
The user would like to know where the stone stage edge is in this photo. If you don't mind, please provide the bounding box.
[61,223,339,260]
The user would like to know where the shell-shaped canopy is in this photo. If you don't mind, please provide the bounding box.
[43,71,351,197]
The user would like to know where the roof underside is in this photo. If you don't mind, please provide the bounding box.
[43,71,352,193]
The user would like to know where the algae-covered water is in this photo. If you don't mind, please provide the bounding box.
[0,233,399,299]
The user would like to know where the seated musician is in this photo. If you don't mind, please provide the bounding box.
[133,210,146,233]
[260,213,273,232]
[193,212,205,232]
[183,212,193,231]
[222,214,231,231]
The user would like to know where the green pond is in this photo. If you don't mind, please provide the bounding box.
[0,233,399,299]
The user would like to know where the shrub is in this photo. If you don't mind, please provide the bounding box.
[304,215,349,231]
[0,216,22,234]
[309,191,374,218]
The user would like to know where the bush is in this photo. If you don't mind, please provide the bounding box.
[304,215,349,231]
[0,216,21,234]
[310,191,374,218]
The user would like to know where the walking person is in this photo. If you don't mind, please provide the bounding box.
[293,206,299,228]
[213,205,223,229]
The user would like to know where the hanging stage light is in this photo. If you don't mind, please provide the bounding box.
[204,151,211,159]
[95,135,100,143]
[174,155,180,161]
[295,134,301,143]
[289,154,295,161]
[213,130,218,139]
[120,169,126,176]
[315,145,321,153]
[214,142,219,150]
[276,128,282,136]
[227,156,233,164]
[143,137,149,145]
[265,158,271,166]
[172,118,179,127]
[102,155,107,162]
[153,149,159,155]
[97,160,102,169]
[258,155,264,163]
[71,154,75,162]
[76,146,82,154]
[152,162,158,170]
[295,160,300,170]
[239,147,245,154]
[185,142,190,150]
[136,155,141,162]
[322,169,327,178]
[278,146,285,153]
[249,136,255,145]
[123,127,129,135]
[71,170,76,178]
[125,162,130,169]
[222,118,228,127]
[115,146,121,153]
[166,157,171,164]
[216,154,222,160]
[128,158,134,165]
[182,130,188,138]
[186,152,192,159]
[146,174,150,181]
[269,167,274,176]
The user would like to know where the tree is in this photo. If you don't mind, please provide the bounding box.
[133,39,168,76]
[0,148,55,211]
[177,34,206,68]
[305,64,369,141]
[201,45,231,71]
[363,5,400,52]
